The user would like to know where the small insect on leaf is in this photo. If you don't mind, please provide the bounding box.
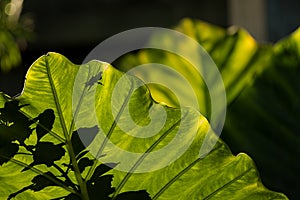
[85,71,104,88]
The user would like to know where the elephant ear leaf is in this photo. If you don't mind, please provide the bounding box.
[223,27,300,199]
[114,18,270,118]
[0,53,287,200]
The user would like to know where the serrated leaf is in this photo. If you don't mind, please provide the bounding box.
[76,150,89,161]
[71,126,99,157]
[78,157,94,173]
[0,100,33,144]
[87,175,115,200]
[32,142,65,167]
[90,163,117,182]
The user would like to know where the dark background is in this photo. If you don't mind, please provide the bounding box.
[0,0,300,198]
[2,0,300,97]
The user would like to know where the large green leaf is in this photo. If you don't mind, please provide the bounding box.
[115,19,299,198]
[0,53,287,199]
[223,28,300,199]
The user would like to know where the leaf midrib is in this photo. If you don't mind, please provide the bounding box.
[44,55,69,141]
[44,55,89,199]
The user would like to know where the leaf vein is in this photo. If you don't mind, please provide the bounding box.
[153,143,223,199]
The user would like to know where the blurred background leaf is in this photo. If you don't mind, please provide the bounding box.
[114,19,271,119]
[223,27,300,199]
[0,0,34,72]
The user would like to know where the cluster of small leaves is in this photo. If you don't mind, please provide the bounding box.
[0,100,151,199]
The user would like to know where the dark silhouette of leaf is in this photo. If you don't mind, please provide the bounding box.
[75,150,89,161]
[32,142,65,167]
[8,185,32,200]
[78,157,93,173]
[35,109,55,141]
[9,120,33,144]
[0,100,34,144]
[87,175,115,200]
[0,124,14,146]
[115,190,152,200]
[71,126,98,157]
[63,178,76,189]
[8,172,60,199]
[90,163,117,182]
[30,172,59,190]
[63,193,81,200]
[0,143,18,165]
[0,100,25,122]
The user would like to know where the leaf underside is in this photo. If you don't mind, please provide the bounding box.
[116,18,298,199]
[0,52,287,200]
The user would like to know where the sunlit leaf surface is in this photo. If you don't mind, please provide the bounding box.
[0,53,287,199]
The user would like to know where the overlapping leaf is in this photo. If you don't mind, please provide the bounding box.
[0,53,287,199]
[116,18,299,198]
[114,18,270,118]
[224,28,300,199]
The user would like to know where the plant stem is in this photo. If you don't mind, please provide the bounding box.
[65,137,89,199]
[52,163,78,191]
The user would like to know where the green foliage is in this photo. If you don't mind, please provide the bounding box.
[223,27,300,199]
[0,53,287,199]
[0,0,33,72]
[116,18,300,199]
[114,18,270,119]
[0,98,149,200]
